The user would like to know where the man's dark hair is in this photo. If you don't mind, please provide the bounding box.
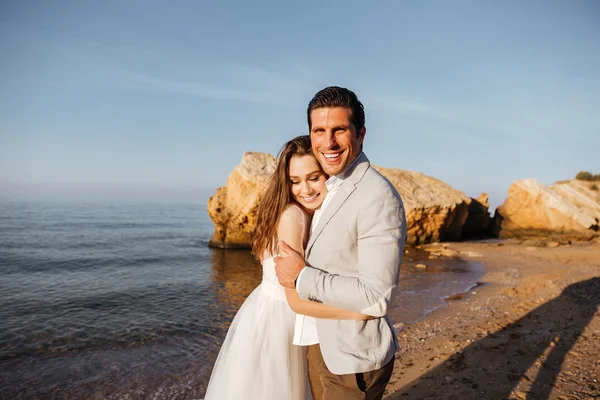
[307,86,365,131]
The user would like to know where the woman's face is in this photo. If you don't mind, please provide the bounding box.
[288,154,327,213]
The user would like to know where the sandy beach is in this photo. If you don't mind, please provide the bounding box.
[384,240,600,400]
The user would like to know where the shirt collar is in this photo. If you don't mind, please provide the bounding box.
[325,152,364,191]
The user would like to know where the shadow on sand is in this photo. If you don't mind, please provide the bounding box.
[388,277,600,400]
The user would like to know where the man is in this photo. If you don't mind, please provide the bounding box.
[275,86,407,399]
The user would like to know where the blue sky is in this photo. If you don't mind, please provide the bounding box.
[1,0,599,207]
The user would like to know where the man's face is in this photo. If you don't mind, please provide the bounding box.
[309,107,366,176]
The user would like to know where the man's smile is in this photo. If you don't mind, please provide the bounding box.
[322,152,343,161]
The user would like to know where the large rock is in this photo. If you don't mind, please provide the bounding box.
[373,167,470,244]
[551,180,600,215]
[208,154,479,247]
[207,152,276,248]
[493,179,600,238]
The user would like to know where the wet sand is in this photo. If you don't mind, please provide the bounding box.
[384,240,600,400]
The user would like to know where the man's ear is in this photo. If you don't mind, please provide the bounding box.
[358,126,366,145]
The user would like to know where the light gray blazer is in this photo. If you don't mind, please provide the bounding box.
[297,152,407,375]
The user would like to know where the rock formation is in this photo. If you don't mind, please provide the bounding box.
[207,152,275,248]
[462,193,492,238]
[207,151,478,248]
[493,179,600,238]
[372,167,471,244]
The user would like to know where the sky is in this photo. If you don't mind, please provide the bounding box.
[1,0,599,207]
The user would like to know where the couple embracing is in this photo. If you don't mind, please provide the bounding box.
[205,86,407,400]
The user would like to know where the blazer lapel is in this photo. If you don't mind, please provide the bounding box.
[306,183,355,252]
[306,153,370,254]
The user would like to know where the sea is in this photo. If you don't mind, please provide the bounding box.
[0,198,484,399]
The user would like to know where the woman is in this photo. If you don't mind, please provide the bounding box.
[204,135,370,400]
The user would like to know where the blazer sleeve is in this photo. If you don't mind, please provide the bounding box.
[297,187,406,316]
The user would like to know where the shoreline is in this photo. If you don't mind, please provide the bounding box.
[392,277,484,331]
[383,240,600,399]
[395,246,486,326]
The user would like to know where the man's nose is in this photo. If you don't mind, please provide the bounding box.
[324,131,337,148]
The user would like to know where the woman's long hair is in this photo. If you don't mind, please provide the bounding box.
[252,135,314,260]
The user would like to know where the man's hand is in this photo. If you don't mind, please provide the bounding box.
[274,240,306,289]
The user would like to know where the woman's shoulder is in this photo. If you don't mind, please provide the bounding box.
[282,202,308,216]
[280,202,310,223]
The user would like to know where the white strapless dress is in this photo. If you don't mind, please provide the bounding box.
[204,256,312,400]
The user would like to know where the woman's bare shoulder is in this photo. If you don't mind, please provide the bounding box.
[281,202,310,223]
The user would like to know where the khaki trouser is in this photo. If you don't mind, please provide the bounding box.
[307,344,394,400]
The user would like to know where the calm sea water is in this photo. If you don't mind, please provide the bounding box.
[0,199,484,399]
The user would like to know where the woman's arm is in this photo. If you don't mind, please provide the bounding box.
[284,288,373,320]
[277,205,373,321]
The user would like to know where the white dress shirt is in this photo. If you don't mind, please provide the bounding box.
[292,154,362,346]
